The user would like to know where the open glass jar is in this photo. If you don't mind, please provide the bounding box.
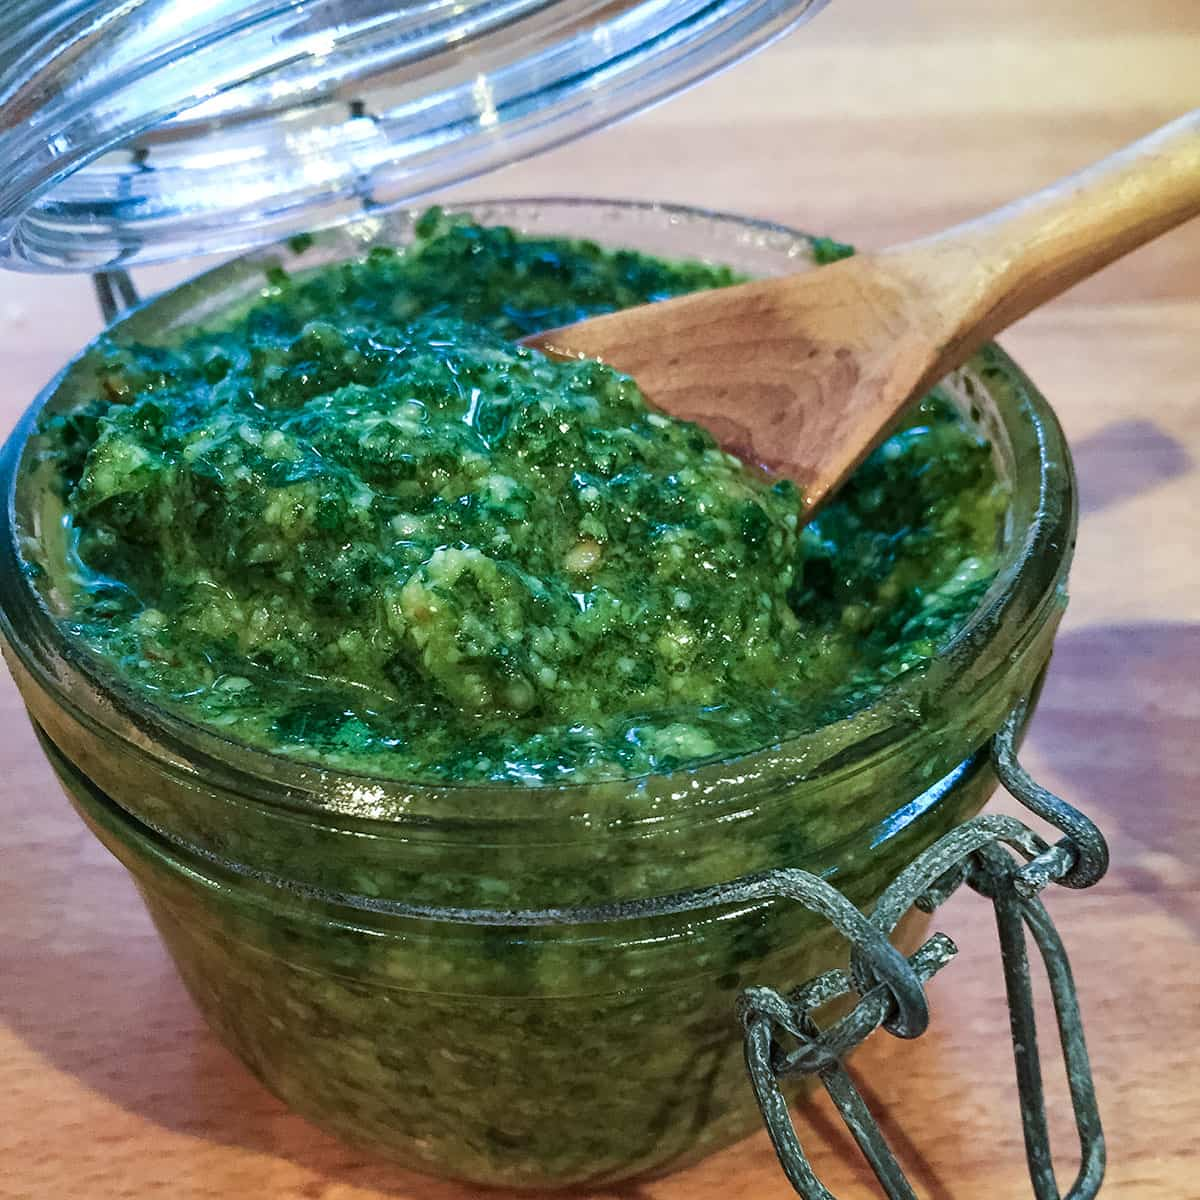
[0,200,1106,1193]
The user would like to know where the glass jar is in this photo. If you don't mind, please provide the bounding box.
[0,200,1075,1190]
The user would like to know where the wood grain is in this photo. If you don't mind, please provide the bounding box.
[2,3,1198,1198]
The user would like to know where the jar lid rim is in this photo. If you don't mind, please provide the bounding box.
[0,0,829,273]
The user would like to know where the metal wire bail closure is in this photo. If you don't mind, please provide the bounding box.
[739,698,1109,1200]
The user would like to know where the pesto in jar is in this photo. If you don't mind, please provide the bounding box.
[35,210,1007,784]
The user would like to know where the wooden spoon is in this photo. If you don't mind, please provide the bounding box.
[523,111,1200,516]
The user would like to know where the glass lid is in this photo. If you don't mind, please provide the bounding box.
[0,0,829,273]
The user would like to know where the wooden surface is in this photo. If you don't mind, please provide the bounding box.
[1,2,1198,1197]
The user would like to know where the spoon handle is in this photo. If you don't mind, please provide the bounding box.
[887,110,1200,368]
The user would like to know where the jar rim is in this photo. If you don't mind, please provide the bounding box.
[46,715,989,933]
[0,197,1076,834]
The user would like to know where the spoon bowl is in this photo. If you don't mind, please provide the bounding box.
[525,111,1200,514]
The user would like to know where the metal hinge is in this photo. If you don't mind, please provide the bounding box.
[739,700,1108,1200]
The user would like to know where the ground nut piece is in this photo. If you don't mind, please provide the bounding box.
[564,539,603,575]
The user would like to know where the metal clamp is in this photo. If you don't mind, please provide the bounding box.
[93,269,141,323]
[740,700,1108,1200]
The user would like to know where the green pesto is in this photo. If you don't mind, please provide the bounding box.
[36,210,1007,784]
